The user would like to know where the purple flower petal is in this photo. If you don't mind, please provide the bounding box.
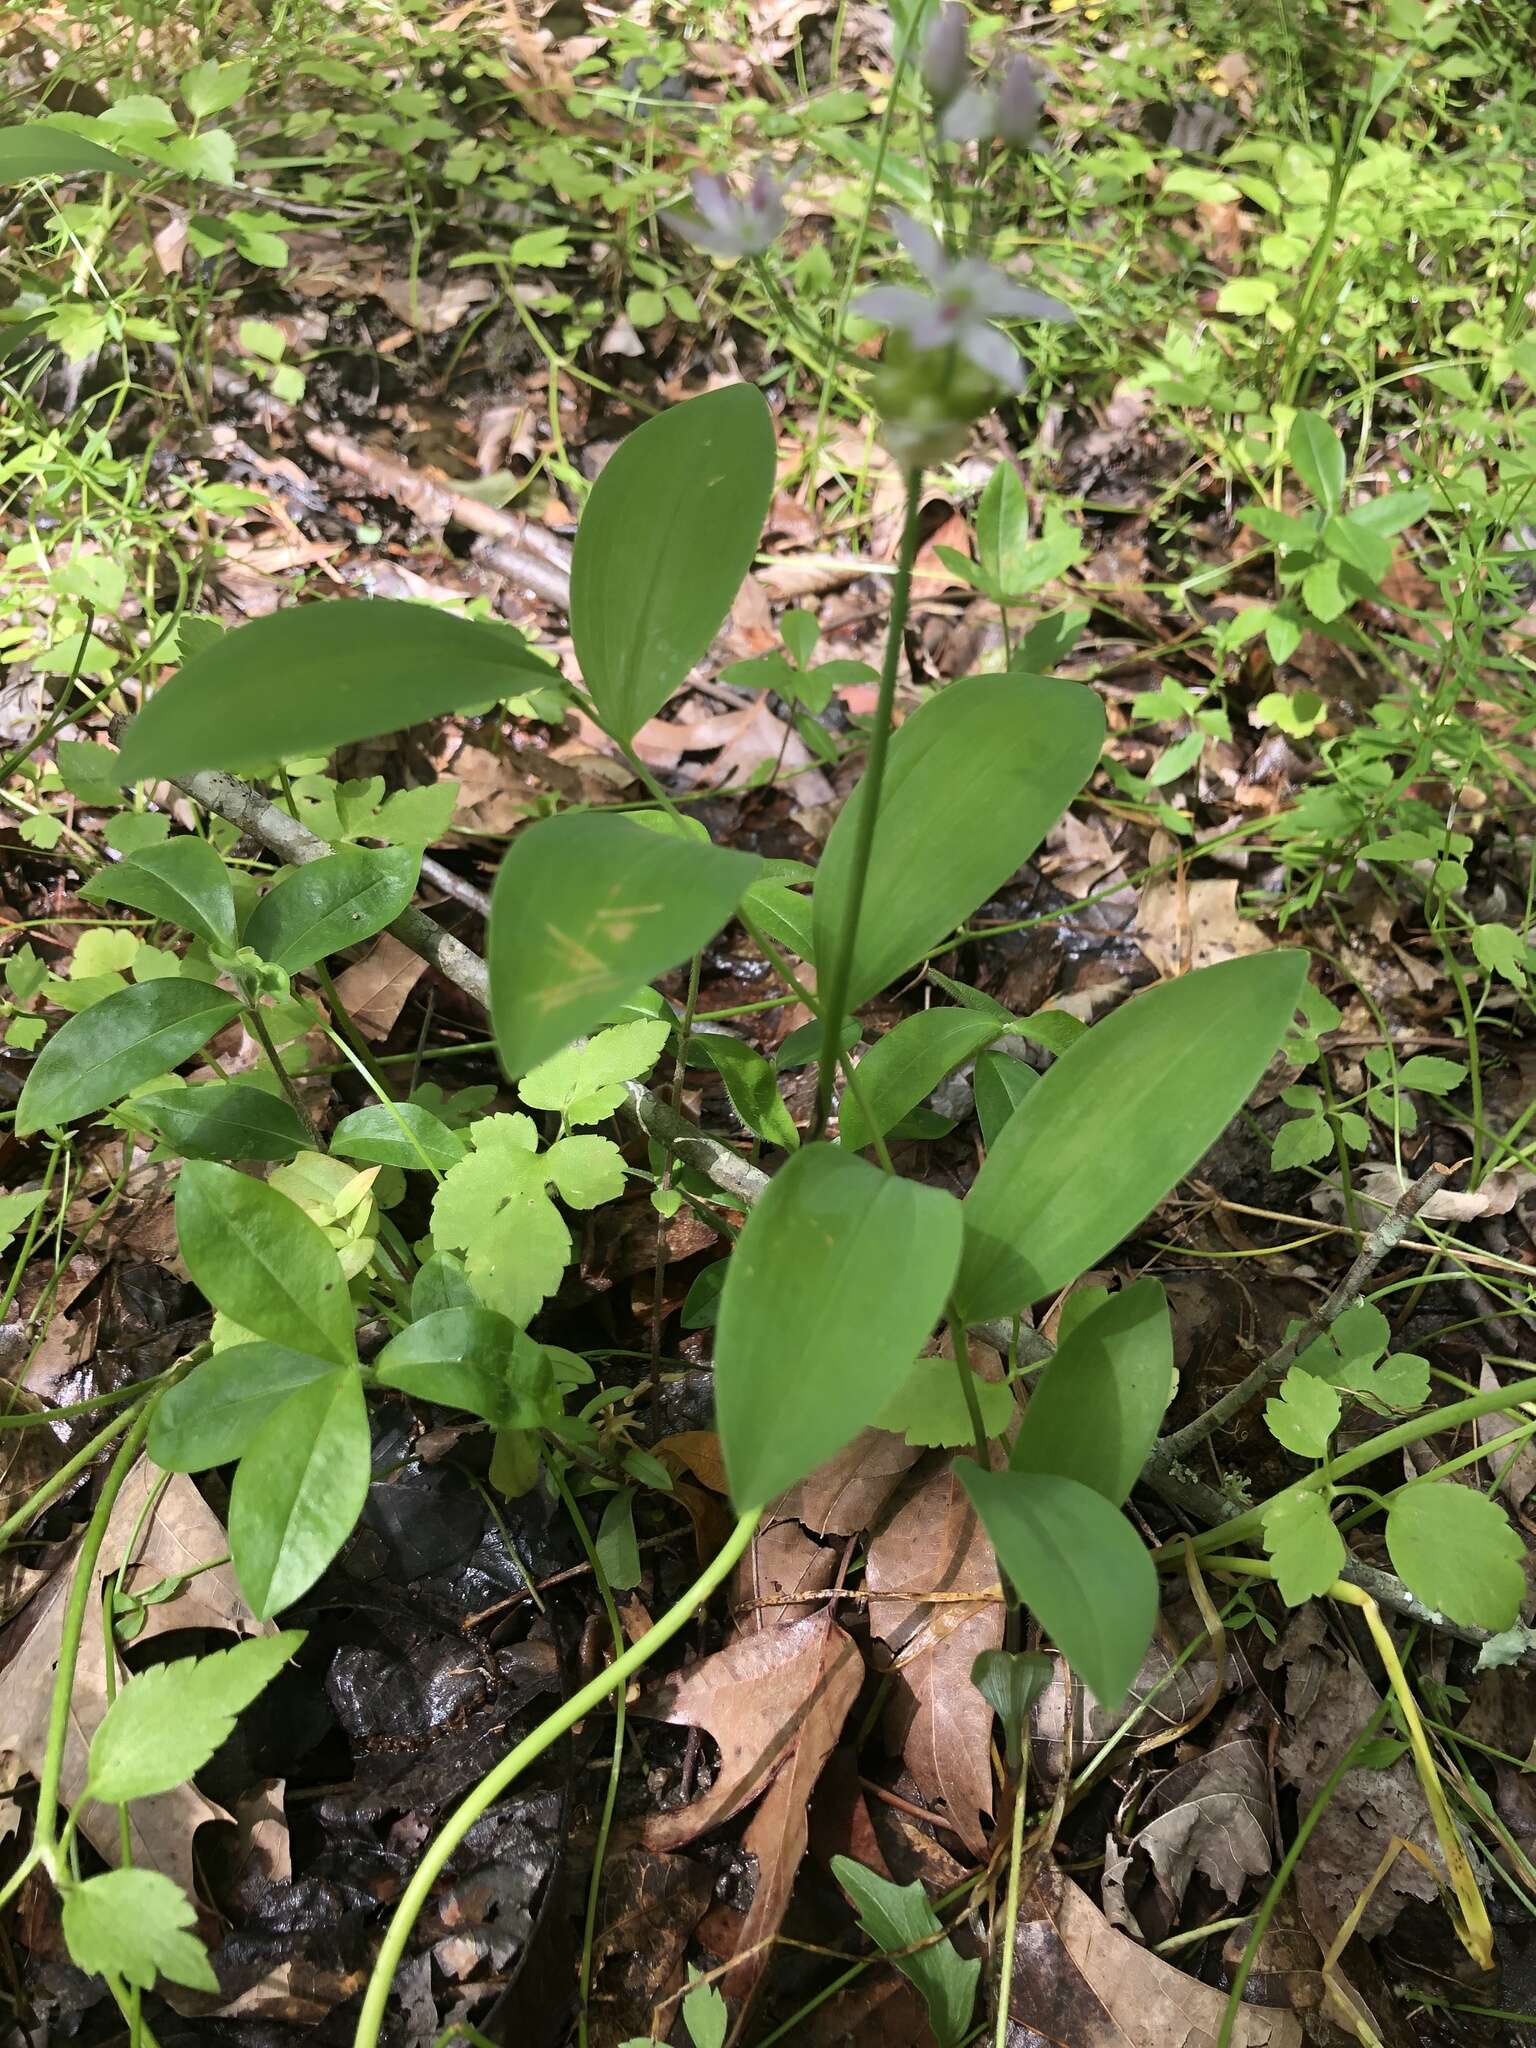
[888,210,947,287]
[959,322,1026,390]
[691,172,737,233]
[854,284,934,331]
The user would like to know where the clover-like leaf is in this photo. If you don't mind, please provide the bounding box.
[1264,1368,1340,1461]
[1262,1488,1345,1605]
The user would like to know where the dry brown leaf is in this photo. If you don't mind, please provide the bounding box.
[773,1428,921,1538]
[638,1608,861,1854]
[1355,1163,1536,1223]
[1118,1737,1272,1920]
[1137,875,1273,981]
[1276,1661,1443,1942]
[1010,1864,1302,2046]
[726,1622,862,2009]
[0,1381,67,1620]
[375,273,494,334]
[0,1458,273,1898]
[866,1462,1002,1855]
[589,1846,713,2048]
[328,933,427,1041]
[734,1519,838,1633]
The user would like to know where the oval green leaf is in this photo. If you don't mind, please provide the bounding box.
[488,811,761,1075]
[81,837,237,949]
[150,1342,340,1471]
[1385,1481,1525,1633]
[15,980,240,1136]
[571,384,776,744]
[690,1031,799,1151]
[1289,409,1346,513]
[955,951,1308,1320]
[175,1161,356,1365]
[714,1142,963,1510]
[1009,1277,1172,1505]
[244,845,420,972]
[813,675,1104,1012]
[228,1367,371,1617]
[838,1008,1002,1152]
[374,1308,553,1428]
[331,1101,466,1170]
[116,602,555,779]
[136,1083,310,1162]
[0,124,133,181]
[972,1049,1036,1150]
[959,1465,1157,1709]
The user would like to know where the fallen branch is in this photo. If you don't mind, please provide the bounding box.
[1154,1161,1450,1463]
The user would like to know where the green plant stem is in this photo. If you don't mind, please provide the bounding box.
[0,1401,141,1549]
[351,1506,762,2048]
[551,1465,627,2048]
[1165,1368,1536,1562]
[0,1137,64,1326]
[993,1768,1028,2048]
[813,470,923,1135]
[34,1403,153,1855]
[1218,1694,1392,2047]
[240,990,321,1147]
[947,1309,991,1470]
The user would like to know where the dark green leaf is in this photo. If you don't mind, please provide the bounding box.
[81,838,237,948]
[970,1648,1053,1740]
[149,1342,339,1470]
[227,1367,371,1616]
[136,1084,309,1161]
[959,1465,1157,1708]
[715,1143,963,1509]
[681,1261,727,1329]
[86,1631,304,1803]
[839,1009,1001,1152]
[331,1101,465,1170]
[571,385,776,743]
[488,812,760,1075]
[690,1032,798,1149]
[1009,1278,1172,1504]
[831,1858,979,2048]
[813,676,1103,1011]
[116,602,554,778]
[62,1870,216,1994]
[973,1050,1036,1149]
[244,846,419,973]
[596,1488,642,1589]
[15,980,241,1136]
[0,124,133,180]
[955,952,1308,1319]
[1289,410,1346,513]
[775,1014,859,1070]
[175,1161,356,1364]
[374,1308,553,1428]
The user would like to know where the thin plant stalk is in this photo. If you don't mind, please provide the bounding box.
[352,1507,762,2048]
[813,470,923,1134]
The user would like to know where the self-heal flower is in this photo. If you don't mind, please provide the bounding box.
[666,166,789,260]
[856,212,1073,392]
[921,2,969,110]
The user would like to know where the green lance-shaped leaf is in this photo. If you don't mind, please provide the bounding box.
[571,383,776,743]
[831,1858,979,2048]
[1288,409,1347,513]
[813,675,1104,1013]
[955,950,1308,1320]
[837,1007,1003,1152]
[330,1100,466,1170]
[116,601,555,779]
[488,811,760,1076]
[136,1083,311,1162]
[0,124,134,181]
[959,1465,1158,1709]
[1009,1277,1172,1505]
[244,845,420,973]
[15,979,240,1136]
[227,1366,371,1616]
[714,1143,963,1509]
[81,836,238,949]
[175,1161,356,1364]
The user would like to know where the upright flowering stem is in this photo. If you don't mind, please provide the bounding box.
[814,469,924,1136]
